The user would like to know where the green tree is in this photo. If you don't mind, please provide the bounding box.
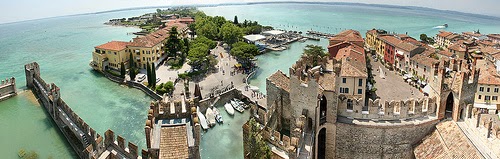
[195,18,218,40]
[231,42,259,67]
[245,118,271,159]
[129,53,134,69]
[166,26,180,59]
[420,34,429,43]
[233,16,239,25]
[187,43,209,69]
[120,62,125,78]
[164,81,174,94]
[303,45,326,66]
[151,63,156,88]
[146,62,152,86]
[128,53,137,80]
[221,22,243,46]
[192,36,216,49]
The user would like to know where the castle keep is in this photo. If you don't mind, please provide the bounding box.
[245,30,481,159]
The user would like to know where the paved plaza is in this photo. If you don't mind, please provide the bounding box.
[370,58,424,102]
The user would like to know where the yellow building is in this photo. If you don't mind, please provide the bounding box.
[91,41,130,71]
[474,60,500,114]
[91,22,189,71]
[365,29,387,58]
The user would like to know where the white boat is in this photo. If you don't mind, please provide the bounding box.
[205,107,216,126]
[213,107,223,123]
[231,100,245,113]
[233,98,249,109]
[196,106,209,130]
[224,103,235,115]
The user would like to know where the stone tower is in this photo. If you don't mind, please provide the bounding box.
[24,62,40,88]
[428,59,479,121]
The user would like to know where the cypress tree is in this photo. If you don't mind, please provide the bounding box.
[120,62,125,78]
[146,62,151,86]
[129,53,134,69]
[151,62,156,88]
[233,16,239,25]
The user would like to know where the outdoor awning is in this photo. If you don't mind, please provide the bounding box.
[250,86,259,91]
[234,63,242,67]
[423,85,431,94]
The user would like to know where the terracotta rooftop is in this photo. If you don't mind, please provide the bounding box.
[411,53,438,67]
[129,28,170,48]
[267,70,290,92]
[379,35,403,46]
[488,34,500,39]
[462,32,482,38]
[334,44,365,63]
[438,50,454,58]
[396,41,419,52]
[437,31,453,38]
[477,60,500,85]
[330,30,364,43]
[414,120,481,159]
[480,46,500,56]
[95,41,130,51]
[160,125,189,159]
[448,40,467,52]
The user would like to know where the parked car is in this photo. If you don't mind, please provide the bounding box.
[156,78,161,83]
[136,74,146,82]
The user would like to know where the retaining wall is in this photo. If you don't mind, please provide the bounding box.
[0,77,17,101]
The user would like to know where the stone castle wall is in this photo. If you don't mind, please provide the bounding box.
[334,119,439,158]
[337,97,437,120]
[25,62,149,159]
[0,77,17,101]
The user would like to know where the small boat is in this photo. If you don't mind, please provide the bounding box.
[233,98,249,109]
[205,107,216,127]
[231,100,245,113]
[224,103,235,115]
[213,107,223,123]
[197,106,209,130]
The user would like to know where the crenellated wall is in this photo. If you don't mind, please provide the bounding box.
[337,97,437,120]
[0,77,17,101]
[25,62,149,159]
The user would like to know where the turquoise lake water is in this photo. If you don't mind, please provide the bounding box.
[1,3,500,158]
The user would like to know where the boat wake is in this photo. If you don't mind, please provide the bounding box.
[433,24,448,29]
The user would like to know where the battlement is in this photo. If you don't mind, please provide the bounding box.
[0,77,16,101]
[102,129,141,158]
[337,97,437,121]
[0,77,15,87]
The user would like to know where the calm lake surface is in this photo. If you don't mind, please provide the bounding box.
[1,3,499,158]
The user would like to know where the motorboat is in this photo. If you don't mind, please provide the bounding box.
[231,100,245,113]
[213,107,223,123]
[224,103,235,115]
[205,107,216,127]
[196,106,209,130]
[233,98,249,109]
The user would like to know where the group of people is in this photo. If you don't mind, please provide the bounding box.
[251,90,265,99]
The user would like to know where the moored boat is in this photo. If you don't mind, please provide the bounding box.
[224,103,235,115]
[231,100,245,113]
[205,107,216,127]
[197,106,209,130]
[213,107,223,123]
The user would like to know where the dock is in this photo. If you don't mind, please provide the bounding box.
[306,30,335,39]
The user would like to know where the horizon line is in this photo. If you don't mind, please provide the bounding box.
[2,1,500,25]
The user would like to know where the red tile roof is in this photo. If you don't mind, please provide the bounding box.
[336,44,367,77]
[411,53,438,67]
[477,60,500,85]
[267,70,290,92]
[330,30,364,44]
[487,34,500,39]
[437,31,453,38]
[95,41,129,51]
[438,50,454,57]
[379,35,403,46]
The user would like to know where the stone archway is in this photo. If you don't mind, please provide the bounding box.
[317,128,327,159]
[445,93,454,118]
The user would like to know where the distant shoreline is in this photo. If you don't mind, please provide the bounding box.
[2,1,500,25]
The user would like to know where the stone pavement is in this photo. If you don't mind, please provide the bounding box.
[237,85,267,108]
[370,59,424,101]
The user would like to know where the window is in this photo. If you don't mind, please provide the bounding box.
[347,99,353,110]
[479,95,482,99]
[358,79,363,86]
[340,87,343,93]
[480,87,484,92]
[493,96,498,101]
[358,89,362,94]
[342,78,346,83]
[495,88,499,93]
[344,88,349,94]
[485,96,491,101]
[143,57,145,61]
[114,52,117,55]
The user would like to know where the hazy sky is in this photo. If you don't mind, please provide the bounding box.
[1,0,499,24]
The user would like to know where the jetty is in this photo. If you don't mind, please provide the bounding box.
[25,62,152,159]
[306,30,335,39]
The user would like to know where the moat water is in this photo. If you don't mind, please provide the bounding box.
[1,3,500,158]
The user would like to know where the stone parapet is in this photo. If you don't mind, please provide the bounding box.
[0,77,16,101]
